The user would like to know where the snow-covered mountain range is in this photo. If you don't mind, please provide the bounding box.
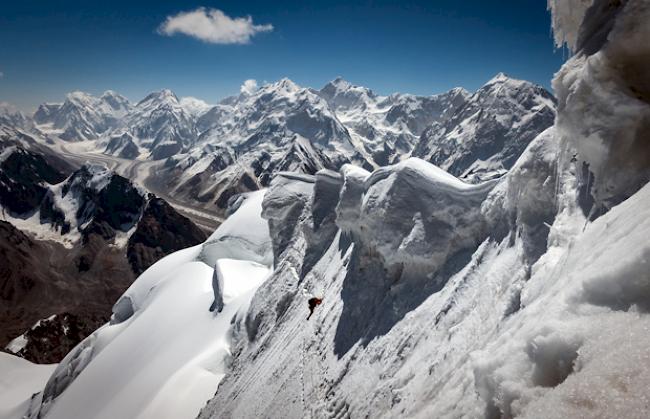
[1,63,555,372]
[34,91,131,142]
[8,0,650,418]
[19,74,556,215]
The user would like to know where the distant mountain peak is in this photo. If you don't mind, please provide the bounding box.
[270,78,300,92]
[101,89,120,97]
[137,89,180,106]
[483,72,528,88]
[329,76,352,89]
[0,101,21,114]
[447,86,471,97]
[180,97,213,117]
[490,71,509,80]
[65,91,95,103]
[100,90,129,102]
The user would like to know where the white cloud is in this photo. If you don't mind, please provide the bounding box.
[240,79,258,95]
[0,72,3,79]
[180,96,213,116]
[158,7,273,44]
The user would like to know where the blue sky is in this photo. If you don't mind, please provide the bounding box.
[0,0,564,111]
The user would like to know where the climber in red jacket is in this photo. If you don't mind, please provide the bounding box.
[307,297,322,320]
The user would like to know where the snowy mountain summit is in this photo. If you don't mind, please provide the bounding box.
[34,91,131,141]
[412,73,556,181]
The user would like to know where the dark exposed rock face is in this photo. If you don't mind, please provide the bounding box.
[5,312,108,364]
[81,173,145,240]
[0,219,135,363]
[0,147,68,214]
[127,196,207,275]
[0,133,208,363]
[0,220,39,303]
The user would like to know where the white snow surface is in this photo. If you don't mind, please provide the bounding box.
[5,335,28,354]
[179,97,213,117]
[0,353,56,419]
[199,189,273,266]
[26,189,273,419]
[0,210,77,249]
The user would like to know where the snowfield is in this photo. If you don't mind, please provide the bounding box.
[0,353,56,419]
[21,191,272,419]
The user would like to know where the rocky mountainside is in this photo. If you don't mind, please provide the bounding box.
[0,129,207,363]
[16,1,650,418]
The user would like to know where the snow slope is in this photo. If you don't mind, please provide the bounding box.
[198,158,650,418]
[0,353,56,419]
[25,189,272,419]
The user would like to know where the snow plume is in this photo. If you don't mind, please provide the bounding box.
[158,7,273,44]
[240,79,259,95]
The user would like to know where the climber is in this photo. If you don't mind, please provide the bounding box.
[307,297,322,320]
